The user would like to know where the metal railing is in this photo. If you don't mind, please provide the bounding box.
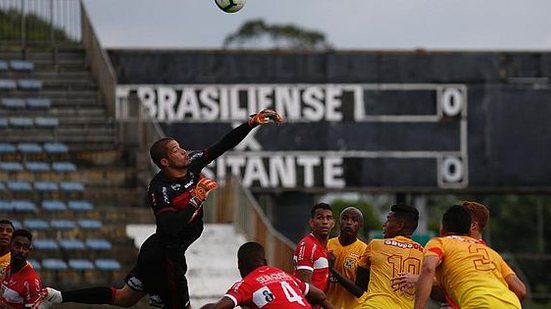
[0,0,80,45]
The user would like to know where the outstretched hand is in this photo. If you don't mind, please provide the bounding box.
[190,178,218,209]
[248,109,284,126]
[391,272,419,295]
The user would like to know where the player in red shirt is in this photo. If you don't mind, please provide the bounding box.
[0,229,45,309]
[293,203,335,293]
[200,242,337,309]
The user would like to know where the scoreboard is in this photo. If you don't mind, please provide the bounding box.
[116,83,469,192]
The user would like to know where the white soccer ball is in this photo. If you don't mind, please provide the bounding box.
[215,0,246,13]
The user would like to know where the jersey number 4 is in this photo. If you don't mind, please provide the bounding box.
[252,282,306,307]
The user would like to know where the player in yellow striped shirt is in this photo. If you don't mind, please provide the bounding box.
[414,205,522,309]
[326,207,369,309]
[355,204,423,309]
[0,219,15,282]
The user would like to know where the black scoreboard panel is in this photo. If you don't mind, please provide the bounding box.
[111,50,551,193]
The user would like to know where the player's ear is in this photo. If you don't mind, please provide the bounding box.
[160,158,169,168]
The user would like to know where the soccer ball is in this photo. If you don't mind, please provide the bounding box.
[215,0,246,13]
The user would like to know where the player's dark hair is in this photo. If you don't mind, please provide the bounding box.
[442,205,471,235]
[238,242,265,266]
[12,229,32,242]
[150,137,176,168]
[311,202,332,218]
[461,201,490,232]
[0,219,14,230]
[391,204,419,233]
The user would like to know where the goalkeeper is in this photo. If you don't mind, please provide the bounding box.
[40,109,283,309]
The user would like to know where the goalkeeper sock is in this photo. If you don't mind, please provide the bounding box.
[62,287,115,304]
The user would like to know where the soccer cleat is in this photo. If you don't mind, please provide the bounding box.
[38,287,63,309]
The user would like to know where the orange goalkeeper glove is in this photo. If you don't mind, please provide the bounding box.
[248,109,284,126]
[190,178,218,209]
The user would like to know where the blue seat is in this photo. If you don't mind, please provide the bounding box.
[9,60,34,72]
[52,161,77,172]
[17,143,42,154]
[60,181,85,192]
[77,219,102,229]
[11,200,37,212]
[23,218,49,230]
[85,239,112,250]
[0,79,17,90]
[50,219,76,230]
[9,117,33,128]
[68,200,94,212]
[0,200,13,211]
[41,200,67,212]
[59,239,86,250]
[95,259,121,271]
[0,60,7,71]
[34,181,59,192]
[17,79,42,91]
[0,183,5,192]
[1,98,26,109]
[25,161,50,172]
[68,259,95,270]
[0,162,24,172]
[28,259,41,270]
[26,98,51,109]
[41,258,68,270]
[7,181,33,192]
[33,239,59,250]
[34,117,59,128]
[11,220,22,229]
[43,143,68,154]
[0,143,16,154]
[0,118,7,128]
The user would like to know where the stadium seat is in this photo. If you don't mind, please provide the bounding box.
[26,98,51,109]
[52,161,77,172]
[1,98,26,109]
[17,79,42,91]
[85,238,112,250]
[0,117,7,128]
[0,183,5,192]
[25,161,50,172]
[41,200,67,212]
[59,239,86,250]
[11,220,22,229]
[23,218,49,230]
[43,143,68,154]
[0,161,24,172]
[0,200,13,211]
[0,60,7,71]
[60,181,85,192]
[6,181,33,192]
[8,117,34,128]
[68,259,95,270]
[41,258,68,270]
[0,143,16,154]
[94,259,121,271]
[9,60,34,72]
[50,219,76,230]
[33,239,59,250]
[67,200,94,212]
[28,259,41,270]
[17,143,42,154]
[34,181,59,192]
[0,79,17,90]
[77,219,102,229]
[11,200,37,212]
[34,117,59,128]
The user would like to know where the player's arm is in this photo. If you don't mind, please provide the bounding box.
[329,265,368,298]
[414,255,440,309]
[505,274,527,301]
[295,269,313,284]
[204,109,283,163]
[199,296,235,309]
[429,284,447,302]
[305,285,338,309]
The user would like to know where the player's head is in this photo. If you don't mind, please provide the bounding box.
[0,219,15,250]
[237,242,267,278]
[339,207,363,239]
[150,137,190,170]
[383,204,419,238]
[309,203,335,239]
[441,205,471,236]
[10,229,32,263]
[461,201,489,238]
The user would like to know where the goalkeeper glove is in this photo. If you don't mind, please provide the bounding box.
[248,109,284,126]
[189,177,218,209]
